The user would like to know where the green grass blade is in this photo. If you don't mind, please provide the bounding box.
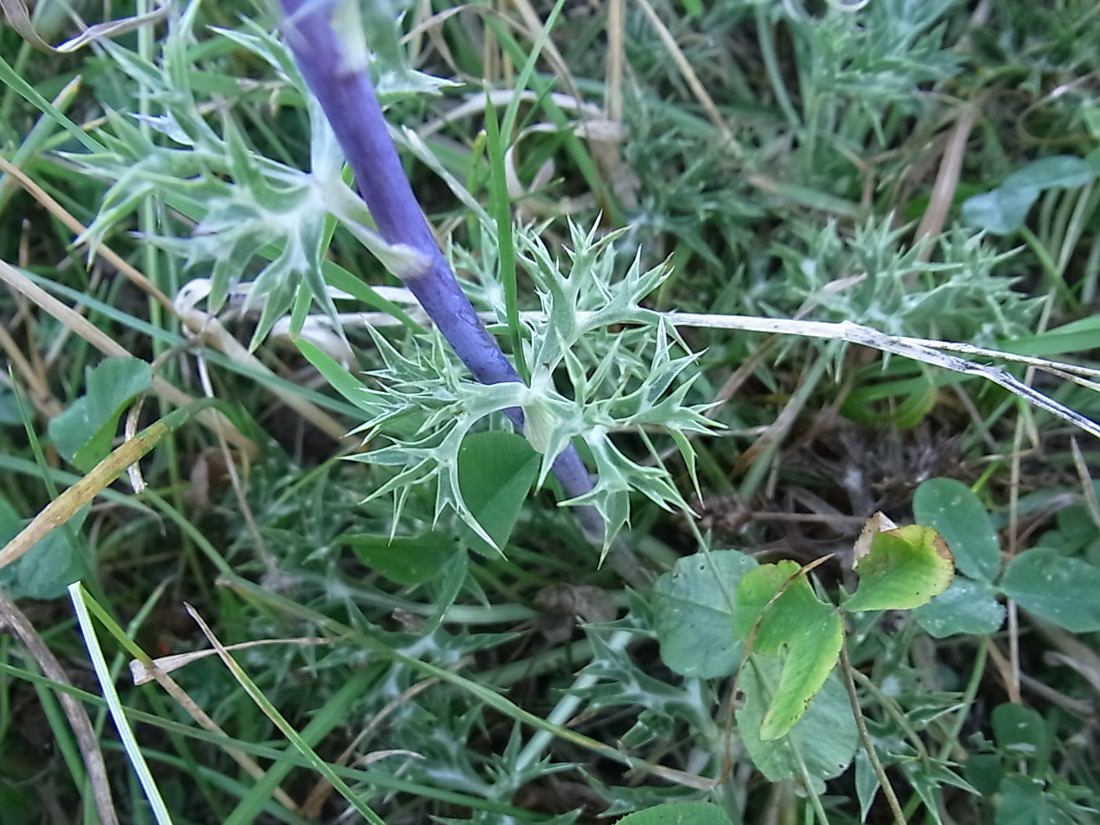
[185,606,386,825]
[483,96,527,382]
[68,583,174,825]
[0,52,101,153]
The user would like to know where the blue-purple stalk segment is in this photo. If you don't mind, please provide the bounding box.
[279,0,602,537]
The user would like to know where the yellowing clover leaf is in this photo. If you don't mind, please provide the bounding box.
[733,560,842,741]
[844,521,954,613]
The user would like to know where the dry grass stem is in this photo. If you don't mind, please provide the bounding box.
[0,257,255,454]
[0,591,120,825]
[914,105,979,252]
[635,0,735,147]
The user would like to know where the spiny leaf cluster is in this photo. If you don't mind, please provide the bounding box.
[67,11,442,347]
[341,222,719,551]
[764,216,1038,344]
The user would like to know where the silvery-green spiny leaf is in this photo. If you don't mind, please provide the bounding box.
[71,2,721,548]
[794,0,959,129]
[360,0,457,100]
[515,225,717,536]
[335,333,524,544]
[213,13,453,105]
[333,221,717,550]
[521,226,667,370]
[360,390,531,549]
[768,216,1037,349]
[572,630,715,735]
[209,21,306,89]
[68,15,446,350]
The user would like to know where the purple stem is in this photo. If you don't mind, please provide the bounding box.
[279,0,601,536]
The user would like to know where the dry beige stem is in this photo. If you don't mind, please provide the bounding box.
[1071,436,1100,527]
[129,637,328,685]
[605,0,625,123]
[509,0,583,105]
[852,511,900,568]
[301,674,440,817]
[419,90,603,139]
[635,0,736,148]
[0,417,172,572]
[129,639,311,813]
[0,155,172,310]
[0,153,354,451]
[0,321,60,416]
[1034,620,1100,702]
[988,641,1023,705]
[914,105,979,253]
[178,307,353,444]
[0,257,255,454]
[0,591,120,825]
[0,0,169,53]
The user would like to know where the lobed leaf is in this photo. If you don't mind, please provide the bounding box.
[1000,549,1100,632]
[736,658,857,787]
[962,155,1097,236]
[1003,155,1097,191]
[0,499,88,600]
[48,356,151,471]
[995,776,1076,825]
[961,186,1039,235]
[992,703,1050,767]
[734,561,843,740]
[456,431,540,555]
[914,577,1006,638]
[913,478,1001,582]
[344,532,458,586]
[651,550,757,678]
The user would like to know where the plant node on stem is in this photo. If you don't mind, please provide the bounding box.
[278,0,649,579]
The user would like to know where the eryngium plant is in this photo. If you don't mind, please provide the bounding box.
[277,0,715,548]
[69,11,446,346]
[335,222,717,551]
[72,0,716,552]
[278,0,619,537]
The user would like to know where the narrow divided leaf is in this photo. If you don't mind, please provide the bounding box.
[615,802,733,825]
[855,749,881,822]
[295,337,379,415]
[69,584,173,825]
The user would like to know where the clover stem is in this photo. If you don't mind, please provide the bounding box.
[839,641,906,825]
